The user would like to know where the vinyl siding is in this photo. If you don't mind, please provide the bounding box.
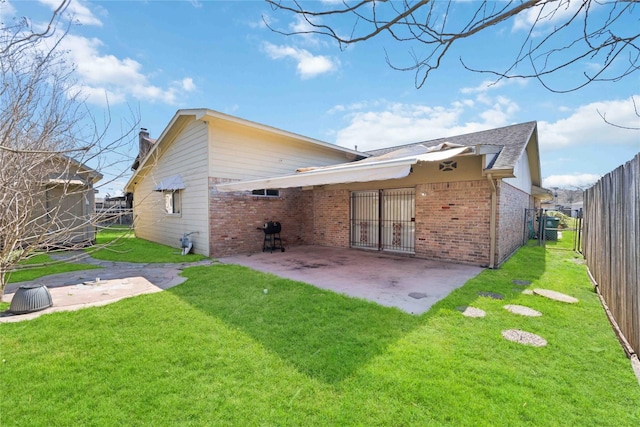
[132,120,210,255]
[503,150,532,195]
[207,120,351,180]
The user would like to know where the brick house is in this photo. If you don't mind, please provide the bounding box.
[125,109,549,268]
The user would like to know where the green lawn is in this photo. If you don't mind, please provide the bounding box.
[89,226,208,263]
[1,245,638,426]
[5,254,99,285]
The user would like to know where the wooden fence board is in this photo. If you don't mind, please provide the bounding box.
[585,153,639,355]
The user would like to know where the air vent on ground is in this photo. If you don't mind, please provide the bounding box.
[9,284,53,314]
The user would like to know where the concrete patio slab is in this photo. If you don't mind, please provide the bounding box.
[219,245,483,315]
[1,259,213,323]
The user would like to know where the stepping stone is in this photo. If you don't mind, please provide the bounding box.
[478,291,503,300]
[408,292,427,299]
[456,306,486,318]
[533,288,579,304]
[522,289,534,295]
[512,279,531,286]
[504,304,542,317]
[502,329,547,347]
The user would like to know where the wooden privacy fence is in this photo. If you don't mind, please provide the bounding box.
[584,153,639,356]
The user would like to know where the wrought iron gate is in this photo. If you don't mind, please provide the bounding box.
[350,188,415,253]
[523,208,583,252]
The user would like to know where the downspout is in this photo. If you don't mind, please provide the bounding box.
[487,174,497,269]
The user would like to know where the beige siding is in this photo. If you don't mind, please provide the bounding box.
[503,150,532,195]
[132,120,210,255]
[207,120,351,180]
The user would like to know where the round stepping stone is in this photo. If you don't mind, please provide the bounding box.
[478,291,503,300]
[533,288,578,303]
[501,329,547,347]
[522,289,534,295]
[504,304,542,317]
[409,292,427,299]
[456,306,486,318]
[512,279,531,286]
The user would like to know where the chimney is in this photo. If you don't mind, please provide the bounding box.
[139,128,151,155]
[132,128,155,171]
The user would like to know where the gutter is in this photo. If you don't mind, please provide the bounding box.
[487,173,497,269]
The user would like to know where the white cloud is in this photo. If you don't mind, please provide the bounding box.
[538,96,640,149]
[543,173,601,189]
[59,35,195,106]
[290,14,314,34]
[0,1,17,22]
[331,95,519,151]
[512,0,582,34]
[38,0,103,26]
[180,77,196,92]
[263,42,337,79]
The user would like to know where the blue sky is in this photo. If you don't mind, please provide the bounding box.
[3,0,639,195]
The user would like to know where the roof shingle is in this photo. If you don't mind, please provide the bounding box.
[366,121,537,171]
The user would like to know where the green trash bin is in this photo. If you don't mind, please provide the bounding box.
[544,216,560,240]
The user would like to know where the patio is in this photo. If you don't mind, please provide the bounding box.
[219,245,484,314]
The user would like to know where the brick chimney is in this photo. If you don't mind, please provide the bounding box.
[132,128,156,171]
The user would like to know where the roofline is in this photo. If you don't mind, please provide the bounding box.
[125,108,366,192]
[61,154,103,184]
[195,109,365,157]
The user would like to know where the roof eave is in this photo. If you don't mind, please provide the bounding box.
[482,168,514,178]
[125,108,369,192]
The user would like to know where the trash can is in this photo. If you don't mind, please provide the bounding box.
[544,216,560,241]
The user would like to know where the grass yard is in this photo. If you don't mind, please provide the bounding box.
[1,245,638,426]
[89,226,207,263]
[5,254,99,285]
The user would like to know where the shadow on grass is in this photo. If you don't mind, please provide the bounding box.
[423,243,548,314]
[170,245,550,385]
[170,264,421,385]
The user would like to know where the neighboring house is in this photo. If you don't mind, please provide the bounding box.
[32,155,102,245]
[126,109,549,268]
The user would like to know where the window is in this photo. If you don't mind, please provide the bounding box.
[251,189,279,197]
[164,190,181,214]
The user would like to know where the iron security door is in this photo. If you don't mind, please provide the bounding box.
[351,190,379,250]
[350,189,415,253]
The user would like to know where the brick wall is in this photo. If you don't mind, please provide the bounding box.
[415,180,492,266]
[312,189,350,247]
[208,178,312,257]
[207,177,532,267]
[495,181,533,265]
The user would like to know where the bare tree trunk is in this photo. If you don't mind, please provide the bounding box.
[0,1,138,298]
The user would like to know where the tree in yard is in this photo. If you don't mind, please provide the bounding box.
[0,0,137,297]
[265,0,639,92]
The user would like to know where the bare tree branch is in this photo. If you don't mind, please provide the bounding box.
[0,1,139,296]
[598,96,640,129]
[265,0,639,92]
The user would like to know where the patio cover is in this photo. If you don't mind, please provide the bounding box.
[154,175,185,191]
[216,145,473,192]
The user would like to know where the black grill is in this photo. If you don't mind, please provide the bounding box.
[261,221,285,253]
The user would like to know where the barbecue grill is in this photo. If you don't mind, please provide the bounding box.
[261,221,285,253]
